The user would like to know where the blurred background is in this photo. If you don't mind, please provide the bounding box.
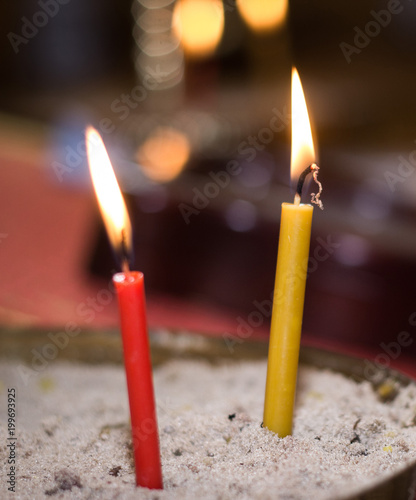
[1,0,416,363]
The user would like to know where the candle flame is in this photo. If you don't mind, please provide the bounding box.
[136,126,191,183]
[173,0,224,58]
[237,0,288,33]
[86,126,132,261]
[291,67,315,183]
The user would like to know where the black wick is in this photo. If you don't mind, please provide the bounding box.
[120,229,130,273]
[294,163,323,209]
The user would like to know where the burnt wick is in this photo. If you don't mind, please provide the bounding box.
[294,163,324,210]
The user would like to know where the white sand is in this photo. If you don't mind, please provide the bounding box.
[1,359,416,499]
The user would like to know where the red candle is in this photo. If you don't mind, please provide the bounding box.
[86,126,163,489]
[113,271,163,489]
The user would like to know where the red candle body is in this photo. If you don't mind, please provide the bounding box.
[113,271,163,490]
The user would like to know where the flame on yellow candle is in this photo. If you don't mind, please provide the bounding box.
[85,126,132,257]
[237,0,288,33]
[172,0,224,58]
[291,67,315,183]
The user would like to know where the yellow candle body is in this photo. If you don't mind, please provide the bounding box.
[263,202,313,437]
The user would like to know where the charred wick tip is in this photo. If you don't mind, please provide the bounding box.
[296,164,316,197]
[295,163,323,210]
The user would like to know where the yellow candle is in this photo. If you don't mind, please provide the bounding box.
[263,67,323,436]
[263,201,313,436]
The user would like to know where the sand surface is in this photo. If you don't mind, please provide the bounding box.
[1,358,416,499]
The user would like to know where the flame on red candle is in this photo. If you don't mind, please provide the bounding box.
[291,67,316,183]
[85,126,132,264]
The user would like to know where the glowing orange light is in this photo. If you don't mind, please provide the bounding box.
[237,0,288,33]
[291,67,315,182]
[136,127,191,183]
[85,126,132,255]
[172,0,224,58]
